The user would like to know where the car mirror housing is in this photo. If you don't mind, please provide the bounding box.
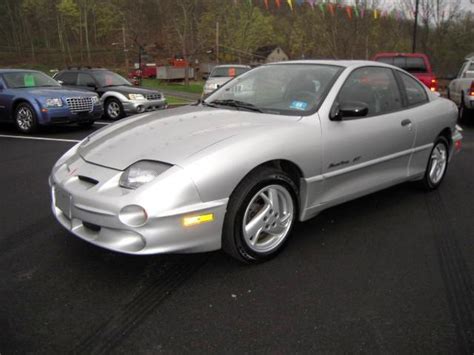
[330,101,369,121]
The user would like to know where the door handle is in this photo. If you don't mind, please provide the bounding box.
[401,119,412,127]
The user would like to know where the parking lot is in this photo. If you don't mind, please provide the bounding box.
[0,117,473,353]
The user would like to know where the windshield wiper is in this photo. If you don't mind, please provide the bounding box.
[194,98,218,108]
[210,99,262,113]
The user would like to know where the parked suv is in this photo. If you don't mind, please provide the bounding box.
[373,53,438,92]
[0,69,102,133]
[447,54,474,121]
[54,68,166,120]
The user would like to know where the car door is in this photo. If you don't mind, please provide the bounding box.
[449,61,468,105]
[318,66,416,205]
[76,73,97,92]
[395,70,437,178]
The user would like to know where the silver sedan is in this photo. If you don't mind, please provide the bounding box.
[50,60,462,263]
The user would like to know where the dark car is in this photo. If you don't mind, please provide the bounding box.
[54,68,166,120]
[0,69,103,133]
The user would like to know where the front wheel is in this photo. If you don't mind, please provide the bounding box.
[222,167,298,263]
[14,102,38,134]
[421,137,449,190]
[105,98,124,120]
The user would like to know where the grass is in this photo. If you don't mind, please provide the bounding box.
[143,79,204,94]
[166,95,194,105]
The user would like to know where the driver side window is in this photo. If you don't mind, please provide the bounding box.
[337,67,402,118]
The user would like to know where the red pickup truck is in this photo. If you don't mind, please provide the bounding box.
[372,53,438,92]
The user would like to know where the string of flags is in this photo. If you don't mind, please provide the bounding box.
[232,0,416,21]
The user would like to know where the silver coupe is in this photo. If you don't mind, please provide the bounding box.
[50,61,462,263]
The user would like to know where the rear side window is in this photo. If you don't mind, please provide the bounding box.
[57,72,77,85]
[77,73,95,87]
[399,72,428,106]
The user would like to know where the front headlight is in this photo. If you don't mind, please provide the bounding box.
[45,98,63,107]
[91,95,99,104]
[205,83,218,90]
[119,161,172,189]
[128,93,145,100]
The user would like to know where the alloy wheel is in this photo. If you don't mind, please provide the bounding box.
[16,107,34,131]
[242,184,294,253]
[107,101,121,119]
[428,142,448,185]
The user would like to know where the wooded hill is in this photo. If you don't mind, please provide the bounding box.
[0,0,472,76]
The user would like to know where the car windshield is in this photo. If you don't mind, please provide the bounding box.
[204,64,342,116]
[3,71,60,88]
[210,66,250,78]
[93,71,131,87]
[375,56,428,73]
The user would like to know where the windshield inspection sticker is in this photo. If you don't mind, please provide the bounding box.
[290,101,308,110]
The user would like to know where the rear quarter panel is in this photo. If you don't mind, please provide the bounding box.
[409,96,457,176]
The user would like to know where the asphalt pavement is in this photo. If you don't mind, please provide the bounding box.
[0,117,473,354]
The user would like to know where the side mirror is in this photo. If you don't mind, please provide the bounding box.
[202,74,209,80]
[445,74,456,81]
[87,82,96,89]
[330,101,369,121]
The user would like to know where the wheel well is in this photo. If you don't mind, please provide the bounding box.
[11,99,30,119]
[254,159,304,191]
[438,128,452,148]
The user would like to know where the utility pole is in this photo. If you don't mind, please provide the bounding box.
[216,22,219,64]
[412,0,420,53]
[122,25,129,72]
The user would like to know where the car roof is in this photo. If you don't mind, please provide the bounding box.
[0,69,41,74]
[214,64,251,68]
[270,59,393,69]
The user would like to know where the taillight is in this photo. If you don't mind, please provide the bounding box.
[430,78,438,92]
[469,81,474,96]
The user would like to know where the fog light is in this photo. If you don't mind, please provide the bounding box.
[119,205,148,226]
[137,105,145,113]
[183,213,214,227]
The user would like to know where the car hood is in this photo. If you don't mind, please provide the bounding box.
[78,105,299,170]
[206,77,232,87]
[15,87,97,98]
[100,85,161,95]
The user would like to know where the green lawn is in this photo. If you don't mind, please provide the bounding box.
[166,95,193,105]
[143,79,204,94]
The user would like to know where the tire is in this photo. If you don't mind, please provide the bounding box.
[459,94,472,124]
[222,167,298,263]
[421,136,449,191]
[14,102,38,134]
[104,98,124,120]
[77,120,95,128]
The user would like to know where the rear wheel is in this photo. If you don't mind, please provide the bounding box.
[14,102,38,134]
[222,167,298,263]
[421,136,449,191]
[459,95,472,123]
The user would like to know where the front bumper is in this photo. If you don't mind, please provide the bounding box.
[49,159,227,255]
[122,98,167,115]
[40,105,103,125]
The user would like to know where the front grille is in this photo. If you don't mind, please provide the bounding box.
[145,93,161,100]
[66,97,93,113]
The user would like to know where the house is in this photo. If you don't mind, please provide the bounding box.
[252,45,289,64]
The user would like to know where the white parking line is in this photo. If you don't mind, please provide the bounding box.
[0,134,80,143]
